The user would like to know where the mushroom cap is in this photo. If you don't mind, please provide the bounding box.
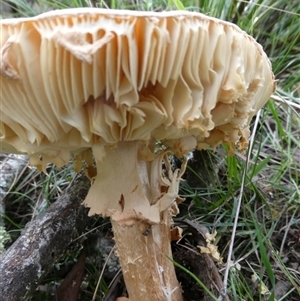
[0,8,275,164]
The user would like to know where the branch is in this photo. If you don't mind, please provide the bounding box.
[0,174,90,301]
[0,154,29,214]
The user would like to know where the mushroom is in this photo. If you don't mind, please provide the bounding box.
[0,8,275,301]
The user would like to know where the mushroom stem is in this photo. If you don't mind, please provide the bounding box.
[111,210,182,301]
[83,141,184,301]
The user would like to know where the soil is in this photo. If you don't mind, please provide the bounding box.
[173,245,220,301]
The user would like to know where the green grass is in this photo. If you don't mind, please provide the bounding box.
[1,0,300,300]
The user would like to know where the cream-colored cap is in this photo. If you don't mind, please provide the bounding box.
[1,8,275,165]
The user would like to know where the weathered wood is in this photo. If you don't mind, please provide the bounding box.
[0,154,29,214]
[0,175,90,301]
[0,154,29,253]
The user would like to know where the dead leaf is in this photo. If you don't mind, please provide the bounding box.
[51,250,86,301]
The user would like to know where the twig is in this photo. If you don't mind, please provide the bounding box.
[271,94,300,110]
[92,246,116,301]
[103,269,123,301]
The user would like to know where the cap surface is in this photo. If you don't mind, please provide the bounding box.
[0,8,275,164]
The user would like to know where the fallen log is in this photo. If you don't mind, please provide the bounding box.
[0,174,90,301]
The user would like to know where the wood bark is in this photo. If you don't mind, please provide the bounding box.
[0,154,29,217]
[0,155,29,253]
[0,175,90,301]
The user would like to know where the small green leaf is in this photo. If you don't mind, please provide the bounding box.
[251,155,272,178]
[168,0,185,10]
